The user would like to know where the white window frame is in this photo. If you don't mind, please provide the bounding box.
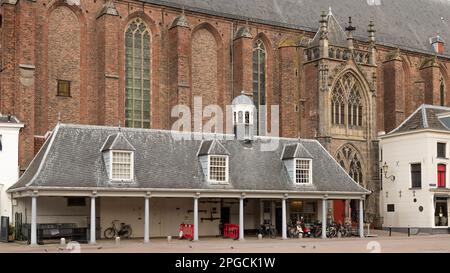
[208,155,229,184]
[110,150,134,182]
[294,158,313,185]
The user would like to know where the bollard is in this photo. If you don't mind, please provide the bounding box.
[60,238,66,246]
[115,237,120,245]
[258,234,263,240]
[167,236,172,243]
[389,227,392,237]
[337,231,342,239]
[408,228,411,237]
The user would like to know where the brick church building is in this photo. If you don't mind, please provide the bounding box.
[1,0,449,226]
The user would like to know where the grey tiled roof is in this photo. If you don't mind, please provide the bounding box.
[310,12,348,48]
[101,133,136,152]
[9,124,368,195]
[141,0,450,55]
[198,140,230,156]
[388,105,450,134]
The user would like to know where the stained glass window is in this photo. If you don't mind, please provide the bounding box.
[125,18,151,129]
[253,39,266,135]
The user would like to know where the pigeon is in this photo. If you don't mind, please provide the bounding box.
[231,246,234,250]
[97,246,103,250]
[189,245,193,249]
[44,249,48,252]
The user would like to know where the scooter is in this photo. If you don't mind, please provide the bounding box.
[299,218,312,238]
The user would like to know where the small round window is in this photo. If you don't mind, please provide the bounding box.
[419,206,424,212]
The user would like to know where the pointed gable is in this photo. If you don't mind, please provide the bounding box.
[101,133,135,152]
[198,139,230,156]
[282,143,313,160]
[310,10,348,48]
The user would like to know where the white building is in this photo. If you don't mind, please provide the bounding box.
[0,114,23,220]
[380,105,450,233]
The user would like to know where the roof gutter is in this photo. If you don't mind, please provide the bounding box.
[8,186,370,196]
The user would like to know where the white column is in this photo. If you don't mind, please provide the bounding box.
[144,197,150,243]
[322,198,327,239]
[193,197,199,241]
[359,199,364,238]
[239,197,245,241]
[90,197,96,244]
[282,198,287,240]
[30,195,37,246]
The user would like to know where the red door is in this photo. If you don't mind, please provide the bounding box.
[333,200,346,224]
[438,164,447,188]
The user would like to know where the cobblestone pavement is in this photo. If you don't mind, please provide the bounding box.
[1,230,450,253]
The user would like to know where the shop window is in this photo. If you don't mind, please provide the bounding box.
[289,200,317,224]
[435,198,448,227]
[410,163,422,189]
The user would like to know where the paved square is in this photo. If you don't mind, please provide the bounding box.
[1,230,450,253]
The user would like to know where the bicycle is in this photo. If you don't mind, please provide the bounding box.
[257,224,277,239]
[104,220,133,239]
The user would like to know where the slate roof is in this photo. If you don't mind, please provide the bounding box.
[101,132,136,152]
[141,0,450,55]
[9,124,368,195]
[310,10,348,48]
[198,140,230,156]
[388,105,450,135]
[282,143,313,160]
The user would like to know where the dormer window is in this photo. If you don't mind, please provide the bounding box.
[209,155,229,184]
[295,159,312,184]
[101,131,136,182]
[282,143,314,185]
[198,140,230,184]
[111,151,134,181]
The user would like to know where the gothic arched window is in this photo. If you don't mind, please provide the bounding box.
[125,18,151,129]
[331,83,345,125]
[336,144,364,185]
[253,39,266,136]
[331,73,364,128]
[440,75,445,107]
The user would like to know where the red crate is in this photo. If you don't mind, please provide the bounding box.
[179,224,194,240]
[223,224,239,239]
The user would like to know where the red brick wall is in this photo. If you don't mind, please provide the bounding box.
[2,0,450,170]
[47,6,81,129]
[191,26,219,128]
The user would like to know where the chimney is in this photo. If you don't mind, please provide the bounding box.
[430,33,445,54]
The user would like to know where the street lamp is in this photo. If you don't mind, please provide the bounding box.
[383,162,396,182]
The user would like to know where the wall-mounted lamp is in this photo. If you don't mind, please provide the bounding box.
[382,162,396,182]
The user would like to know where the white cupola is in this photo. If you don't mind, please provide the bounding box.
[231,92,256,141]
